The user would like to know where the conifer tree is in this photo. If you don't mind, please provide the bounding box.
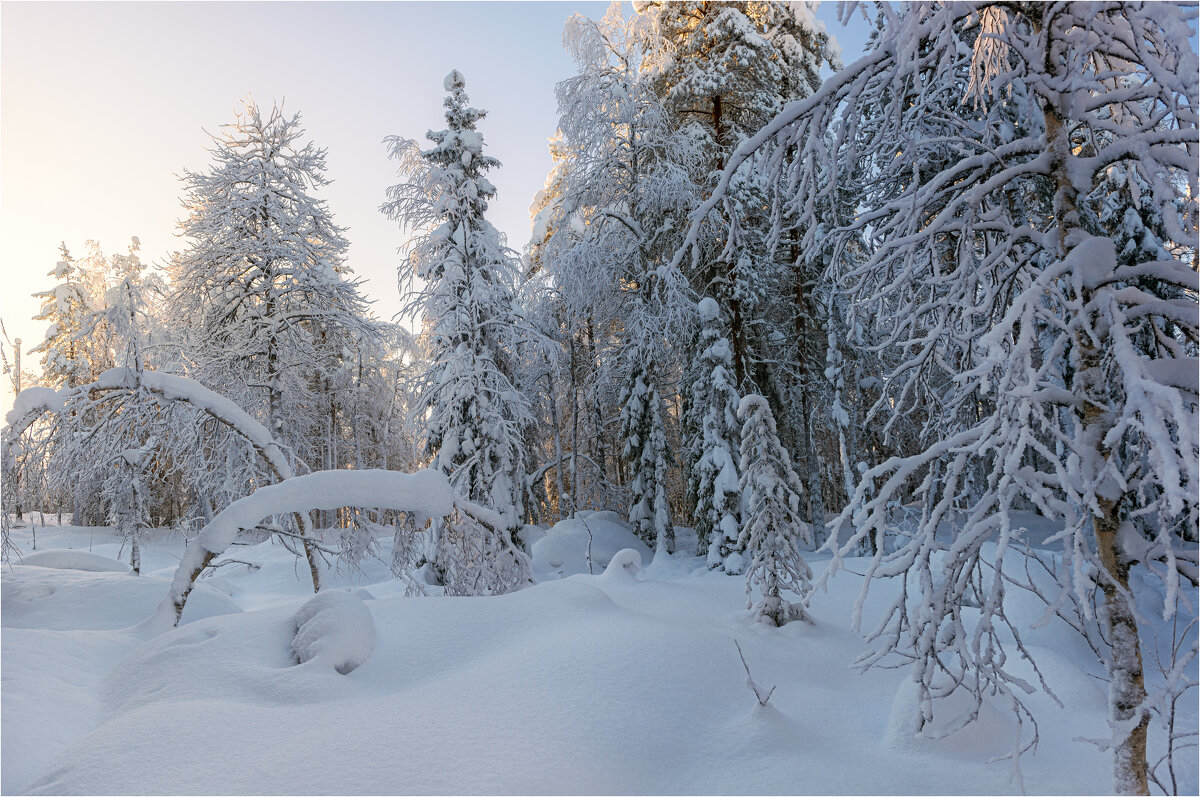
[685,297,741,566]
[737,393,811,626]
[383,71,532,591]
[618,341,675,554]
[30,244,99,389]
[171,99,370,589]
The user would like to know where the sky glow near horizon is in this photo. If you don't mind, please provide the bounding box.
[0,1,869,411]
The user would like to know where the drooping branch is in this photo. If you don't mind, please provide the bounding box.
[148,468,457,631]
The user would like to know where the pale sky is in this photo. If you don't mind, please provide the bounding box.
[0,1,867,411]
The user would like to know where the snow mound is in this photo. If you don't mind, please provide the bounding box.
[601,548,643,580]
[531,511,652,578]
[18,550,131,573]
[291,590,375,675]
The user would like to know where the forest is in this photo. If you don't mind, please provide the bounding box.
[1,2,1197,795]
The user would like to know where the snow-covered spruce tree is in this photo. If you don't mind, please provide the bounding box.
[20,243,99,522]
[737,393,812,626]
[686,297,741,567]
[171,99,371,589]
[382,70,531,594]
[683,3,1197,790]
[618,340,675,554]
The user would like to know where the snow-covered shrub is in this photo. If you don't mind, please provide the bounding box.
[601,548,644,581]
[291,590,376,675]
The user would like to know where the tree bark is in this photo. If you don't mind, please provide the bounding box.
[1046,86,1148,795]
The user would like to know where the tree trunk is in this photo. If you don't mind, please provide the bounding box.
[1045,87,1148,794]
[792,238,826,542]
[798,385,826,543]
[569,333,580,518]
[711,92,750,390]
[544,369,567,523]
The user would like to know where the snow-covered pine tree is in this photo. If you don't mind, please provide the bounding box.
[618,340,674,555]
[686,297,741,566]
[737,393,812,626]
[383,70,531,593]
[684,2,1197,789]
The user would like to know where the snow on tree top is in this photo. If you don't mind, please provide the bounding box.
[444,69,466,92]
[697,297,721,322]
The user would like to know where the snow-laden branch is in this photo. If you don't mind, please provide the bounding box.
[3,367,294,482]
[664,10,956,273]
[149,468,457,631]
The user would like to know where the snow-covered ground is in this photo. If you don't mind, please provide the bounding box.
[2,514,1194,795]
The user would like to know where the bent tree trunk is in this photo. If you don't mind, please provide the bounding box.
[155,469,456,629]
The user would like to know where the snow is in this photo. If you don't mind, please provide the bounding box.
[4,386,66,426]
[15,549,132,573]
[2,519,1194,795]
[697,295,721,322]
[443,68,465,92]
[291,590,375,674]
[1065,234,1118,290]
[191,468,455,557]
[601,547,644,579]
[531,510,652,578]
[3,560,239,633]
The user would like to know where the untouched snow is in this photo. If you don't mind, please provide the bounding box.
[2,516,1195,795]
[14,549,132,573]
